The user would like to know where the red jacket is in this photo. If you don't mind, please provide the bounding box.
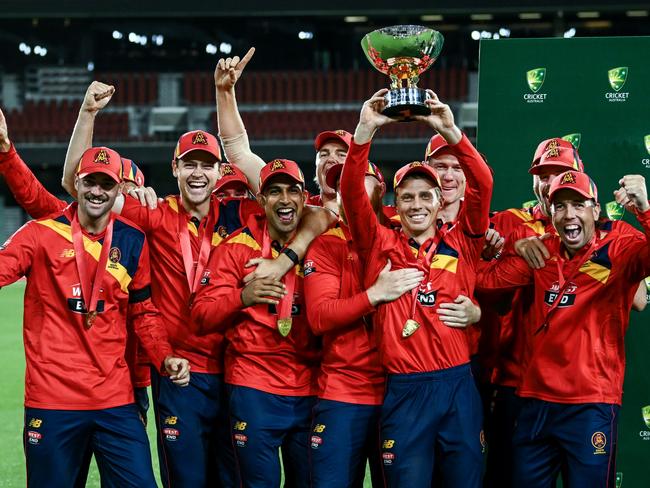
[191,214,320,396]
[304,223,383,404]
[0,204,171,409]
[477,213,650,405]
[340,135,493,374]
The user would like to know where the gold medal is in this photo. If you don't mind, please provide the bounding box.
[402,319,420,338]
[277,318,292,337]
[85,311,97,329]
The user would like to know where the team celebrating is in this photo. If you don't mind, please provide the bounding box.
[0,46,648,488]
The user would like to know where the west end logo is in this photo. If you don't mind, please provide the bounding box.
[605,67,629,102]
[561,133,581,150]
[524,68,547,103]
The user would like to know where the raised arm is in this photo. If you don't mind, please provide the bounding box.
[415,90,493,236]
[614,175,650,281]
[341,89,394,254]
[62,81,115,196]
[0,109,66,218]
[215,47,265,192]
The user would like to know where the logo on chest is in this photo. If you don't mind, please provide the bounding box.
[416,281,437,307]
[543,281,577,307]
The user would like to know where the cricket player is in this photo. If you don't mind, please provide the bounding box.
[340,89,492,487]
[191,159,322,488]
[304,161,424,487]
[477,169,650,487]
[0,144,189,488]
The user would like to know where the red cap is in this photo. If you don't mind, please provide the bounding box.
[531,138,574,166]
[325,161,385,189]
[214,163,251,193]
[530,146,584,175]
[121,158,145,186]
[77,147,123,184]
[424,134,453,159]
[174,130,221,162]
[314,129,353,151]
[393,161,441,190]
[548,170,598,203]
[259,159,305,192]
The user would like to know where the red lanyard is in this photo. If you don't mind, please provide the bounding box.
[71,209,115,329]
[536,237,598,334]
[178,198,217,300]
[401,226,451,321]
[262,225,296,337]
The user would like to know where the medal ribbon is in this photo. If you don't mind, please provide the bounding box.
[178,198,217,300]
[262,225,296,328]
[535,237,598,334]
[401,225,454,322]
[71,208,115,327]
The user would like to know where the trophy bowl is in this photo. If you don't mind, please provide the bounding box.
[361,25,444,119]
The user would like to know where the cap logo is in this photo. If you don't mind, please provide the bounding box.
[192,132,208,145]
[409,161,424,168]
[335,130,346,136]
[561,172,577,184]
[221,164,235,176]
[270,160,286,171]
[94,149,110,165]
[546,147,560,158]
[545,140,560,151]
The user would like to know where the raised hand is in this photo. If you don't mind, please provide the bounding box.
[81,81,115,114]
[215,47,255,92]
[414,90,462,145]
[615,175,650,212]
[354,89,396,144]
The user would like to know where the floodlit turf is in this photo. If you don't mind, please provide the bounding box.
[0,281,373,487]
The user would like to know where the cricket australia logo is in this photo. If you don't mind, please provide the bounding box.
[639,405,650,441]
[524,68,547,103]
[605,67,629,102]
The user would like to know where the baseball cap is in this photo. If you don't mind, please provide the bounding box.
[393,161,441,190]
[325,161,385,190]
[424,134,453,159]
[529,146,584,175]
[174,130,221,162]
[531,137,574,166]
[214,163,251,194]
[121,158,145,186]
[259,159,305,192]
[548,170,598,203]
[314,129,353,152]
[77,147,123,184]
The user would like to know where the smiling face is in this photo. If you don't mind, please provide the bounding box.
[551,188,600,256]
[257,174,306,239]
[75,173,121,221]
[428,153,465,205]
[315,140,348,197]
[172,151,220,207]
[395,175,442,241]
